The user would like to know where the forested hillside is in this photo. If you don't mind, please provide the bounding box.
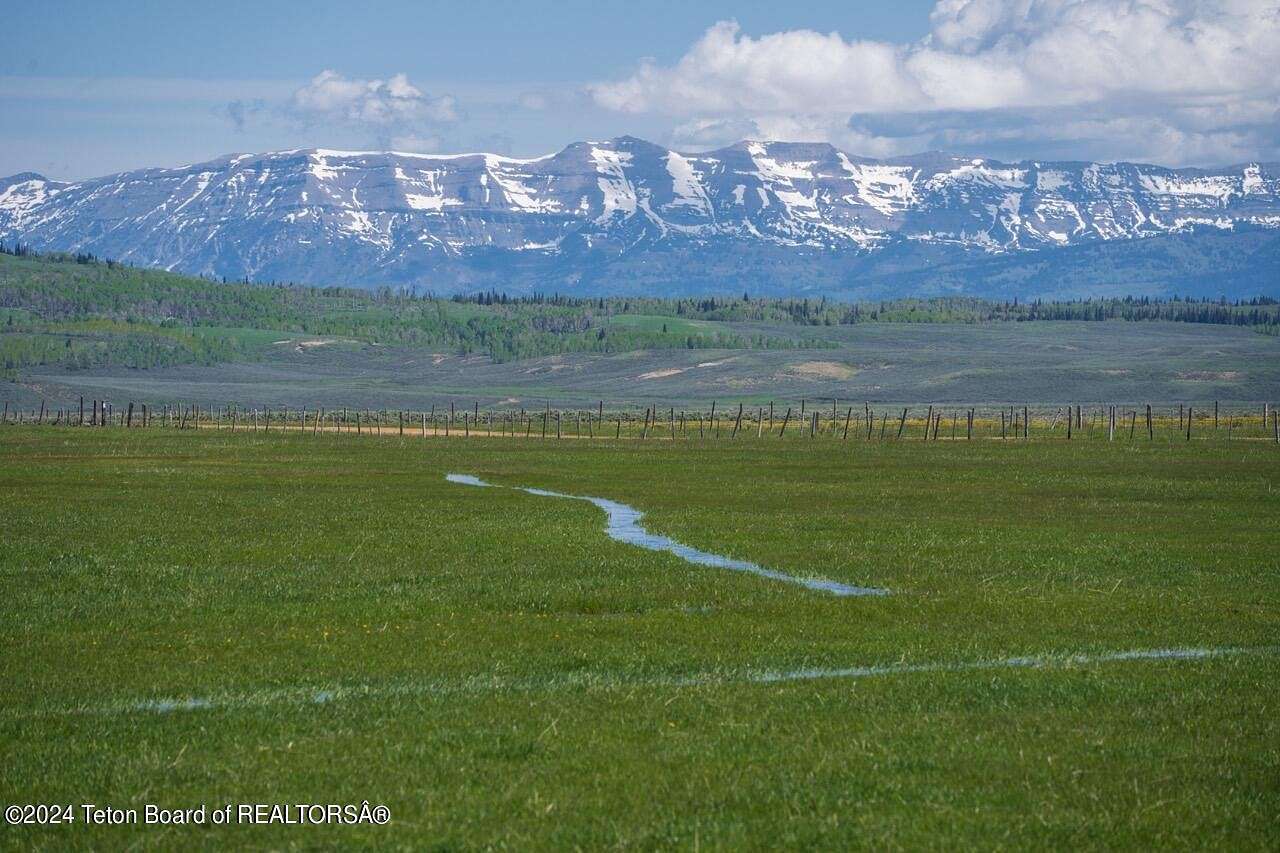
[2,246,1277,380]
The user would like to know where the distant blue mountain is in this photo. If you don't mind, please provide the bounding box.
[3,137,1277,299]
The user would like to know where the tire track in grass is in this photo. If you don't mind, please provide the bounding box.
[8,646,1278,719]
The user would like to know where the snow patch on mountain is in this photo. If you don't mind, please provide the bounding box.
[664,152,712,216]
[591,145,638,223]
[1137,172,1236,203]
[838,155,917,216]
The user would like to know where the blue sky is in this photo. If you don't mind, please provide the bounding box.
[3,0,1277,179]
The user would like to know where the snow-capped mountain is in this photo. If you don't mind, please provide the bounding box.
[2,137,1278,297]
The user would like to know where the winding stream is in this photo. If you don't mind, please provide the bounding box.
[446,473,886,597]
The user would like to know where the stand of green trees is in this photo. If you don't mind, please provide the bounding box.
[453,289,1280,328]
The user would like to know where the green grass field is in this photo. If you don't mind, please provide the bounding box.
[606,314,714,335]
[2,428,1278,849]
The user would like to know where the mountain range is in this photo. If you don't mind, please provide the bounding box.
[2,137,1278,299]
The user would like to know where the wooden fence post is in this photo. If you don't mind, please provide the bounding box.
[842,406,852,440]
[778,408,791,437]
[897,408,907,440]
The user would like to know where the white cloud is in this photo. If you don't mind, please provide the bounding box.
[670,117,760,148]
[589,2,1280,164]
[389,134,442,154]
[517,91,550,111]
[289,70,457,127]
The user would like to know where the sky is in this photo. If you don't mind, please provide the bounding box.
[2,0,1278,180]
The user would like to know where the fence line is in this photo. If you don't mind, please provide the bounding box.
[3,397,1279,445]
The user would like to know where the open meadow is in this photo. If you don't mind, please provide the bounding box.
[2,426,1277,848]
[10,319,1280,413]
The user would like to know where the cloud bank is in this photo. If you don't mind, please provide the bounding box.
[290,70,457,126]
[223,70,463,151]
[588,1,1280,164]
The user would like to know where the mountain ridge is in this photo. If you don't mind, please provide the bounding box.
[3,136,1278,299]
[10,137,1280,186]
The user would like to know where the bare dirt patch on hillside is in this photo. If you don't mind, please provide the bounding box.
[638,367,687,380]
[1177,371,1242,381]
[784,361,856,380]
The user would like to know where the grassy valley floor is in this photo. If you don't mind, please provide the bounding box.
[7,320,1280,412]
[1,429,1277,848]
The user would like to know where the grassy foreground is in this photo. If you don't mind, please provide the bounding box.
[1,428,1278,849]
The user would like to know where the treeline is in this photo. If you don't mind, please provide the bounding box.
[998,295,1280,327]
[2,245,1277,381]
[8,242,1277,332]
[451,290,1280,329]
